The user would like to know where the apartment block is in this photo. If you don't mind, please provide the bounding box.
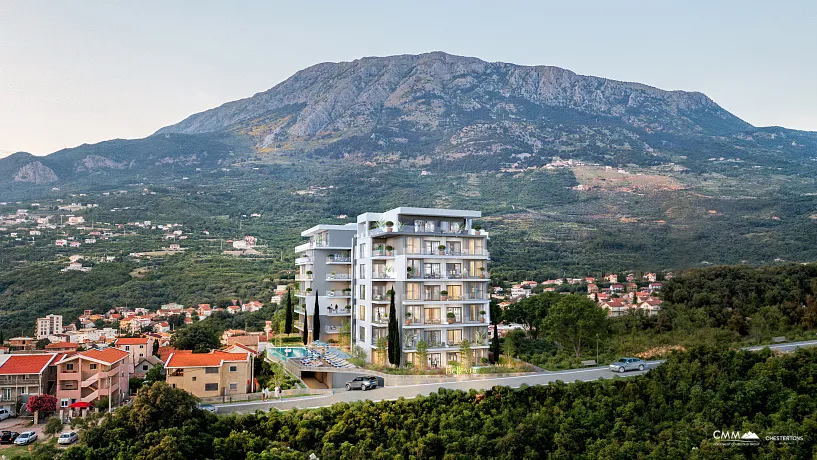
[55,348,130,409]
[0,353,60,416]
[36,314,63,340]
[294,224,356,343]
[295,208,491,368]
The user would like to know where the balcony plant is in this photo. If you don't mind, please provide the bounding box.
[479,310,487,322]
[345,304,351,311]
[385,245,394,256]
[305,270,312,278]
[305,288,312,294]
[376,219,390,233]
[405,311,412,326]
[385,221,394,232]
[438,244,446,255]
[473,224,482,235]
[328,254,335,260]
[384,266,394,278]
[394,221,405,232]
[447,312,456,323]
[407,266,413,278]
[440,290,449,301]
[329,271,335,279]
[479,266,485,278]
[343,287,351,294]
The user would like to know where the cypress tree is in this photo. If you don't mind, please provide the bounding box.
[302,302,309,345]
[490,301,500,364]
[312,291,321,343]
[284,286,293,334]
[387,289,401,366]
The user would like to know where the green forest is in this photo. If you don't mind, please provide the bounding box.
[19,347,817,459]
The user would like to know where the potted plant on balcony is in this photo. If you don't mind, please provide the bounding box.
[343,287,351,295]
[305,288,312,294]
[328,254,335,261]
[479,266,485,279]
[440,290,449,301]
[438,244,446,255]
[385,221,394,232]
[385,245,394,256]
[306,270,312,278]
[405,311,412,326]
[329,271,335,279]
[447,312,456,324]
[407,266,413,278]
[345,304,351,311]
[479,310,486,323]
[473,224,482,235]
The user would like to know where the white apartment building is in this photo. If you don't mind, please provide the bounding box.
[36,314,63,340]
[296,208,491,368]
[294,224,357,343]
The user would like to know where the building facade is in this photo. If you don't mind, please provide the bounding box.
[36,315,64,340]
[295,208,491,368]
[164,351,252,398]
[55,348,130,409]
[0,353,60,416]
[294,224,356,344]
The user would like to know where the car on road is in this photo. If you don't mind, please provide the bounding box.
[609,357,647,373]
[198,403,217,413]
[345,376,378,391]
[0,409,11,420]
[58,431,79,445]
[14,431,37,445]
[0,431,19,444]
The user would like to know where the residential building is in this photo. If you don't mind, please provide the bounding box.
[0,353,60,416]
[113,337,155,374]
[8,337,36,351]
[133,356,164,379]
[294,223,357,343]
[164,351,253,398]
[45,342,79,352]
[36,314,64,340]
[55,348,130,409]
[353,208,490,367]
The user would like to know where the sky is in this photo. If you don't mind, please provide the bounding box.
[1,1,815,156]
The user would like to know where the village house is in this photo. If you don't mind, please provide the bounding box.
[45,342,80,352]
[241,300,264,313]
[164,350,253,399]
[0,353,61,416]
[55,348,130,409]
[605,274,619,283]
[8,337,37,351]
[113,337,155,374]
[133,356,164,379]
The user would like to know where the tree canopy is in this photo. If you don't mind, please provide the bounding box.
[169,321,220,352]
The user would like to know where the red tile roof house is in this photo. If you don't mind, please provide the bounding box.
[0,353,61,416]
[601,299,629,317]
[113,337,155,375]
[56,348,130,409]
[241,301,264,312]
[45,342,80,352]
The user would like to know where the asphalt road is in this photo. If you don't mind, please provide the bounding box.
[217,339,817,414]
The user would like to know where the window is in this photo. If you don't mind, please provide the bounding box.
[447,329,463,344]
[142,365,149,371]
[447,285,462,300]
[89,364,97,370]
[405,283,421,300]
[359,263,367,279]
[359,284,366,300]
[205,367,218,374]
[66,363,74,371]
[359,243,366,258]
[229,365,237,372]
[358,304,366,322]
[192,377,197,382]
[229,383,237,391]
[358,326,366,342]
[406,237,421,254]
[60,399,68,408]
[204,383,218,392]
[125,346,130,351]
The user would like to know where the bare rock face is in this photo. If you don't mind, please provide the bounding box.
[75,155,128,173]
[13,161,58,183]
[156,52,752,152]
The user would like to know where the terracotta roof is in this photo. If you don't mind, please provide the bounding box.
[0,354,59,375]
[226,335,259,347]
[45,342,78,349]
[115,337,150,346]
[165,351,250,368]
[62,348,129,365]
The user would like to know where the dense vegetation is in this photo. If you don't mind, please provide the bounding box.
[25,347,815,459]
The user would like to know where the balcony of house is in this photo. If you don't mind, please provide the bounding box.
[369,221,487,238]
[405,248,490,258]
[370,246,395,258]
[295,274,313,282]
[324,325,343,335]
[325,306,352,316]
[325,273,352,281]
[325,290,351,299]
[294,306,305,315]
[371,269,395,281]
[0,375,40,387]
[326,254,351,264]
[294,321,305,331]
[295,256,313,265]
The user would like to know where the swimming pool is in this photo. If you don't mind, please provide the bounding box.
[268,346,308,361]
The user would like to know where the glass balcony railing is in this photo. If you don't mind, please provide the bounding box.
[326,274,351,280]
[327,255,351,263]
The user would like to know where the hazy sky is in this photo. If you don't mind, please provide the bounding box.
[1,1,815,156]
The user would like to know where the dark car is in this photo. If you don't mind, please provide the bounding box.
[0,431,19,444]
[345,376,378,391]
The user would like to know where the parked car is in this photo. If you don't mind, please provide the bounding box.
[609,357,647,373]
[0,431,19,444]
[345,376,378,391]
[0,409,11,420]
[58,431,79,445]
[198,404,216,413]
[14,431,37,445]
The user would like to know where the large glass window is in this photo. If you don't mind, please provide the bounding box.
[424,285,441,301]
[359,284,366,300]
[447,329,463,344]
[204,383,218,392]
[424,308,441,324]
[424,240,440,255]
[446,307,462,322]
[405,283,422,300]
[447,285,462,300]
[423,263,441,279]
[358,305,366,322]
[406,237,421,254]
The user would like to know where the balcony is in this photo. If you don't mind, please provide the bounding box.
[295,257,313,265]
[371,249,394,258]
[327,256,351,263]
[326,274,351,280]
[371,272,395,280]
[406,249,489,257]
[326,291,351,298]
[370,225,487,238]
[324,325,343,334]
[326,308,352,316]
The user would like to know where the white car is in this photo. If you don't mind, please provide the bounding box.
[0,409,10,420]
[58,431,78,445]
[14,431,37,445]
